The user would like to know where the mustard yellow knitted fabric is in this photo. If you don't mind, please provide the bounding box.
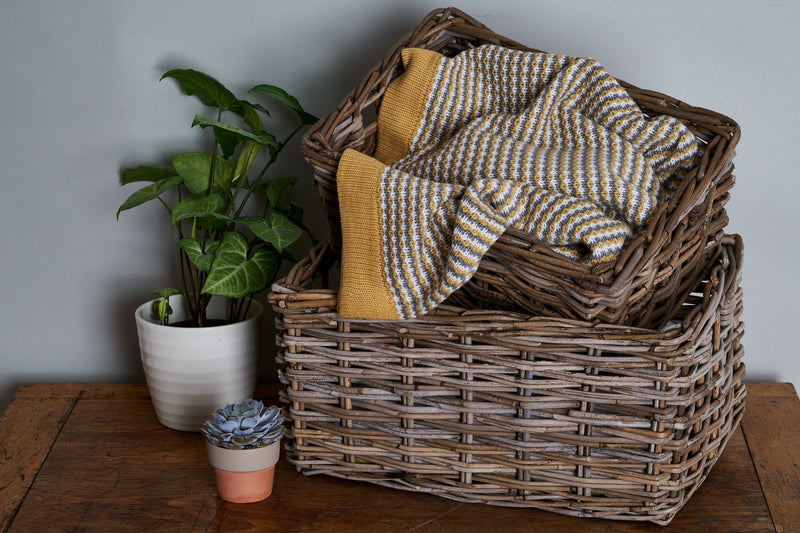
[337,45,700,320]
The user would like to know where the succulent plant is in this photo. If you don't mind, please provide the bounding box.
[201,399,285,449]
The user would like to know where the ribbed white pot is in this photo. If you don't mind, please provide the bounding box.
[135,295,261,432]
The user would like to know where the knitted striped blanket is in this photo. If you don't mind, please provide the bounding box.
[337,45,700,320]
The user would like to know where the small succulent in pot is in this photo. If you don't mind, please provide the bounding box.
[201,399,284,449]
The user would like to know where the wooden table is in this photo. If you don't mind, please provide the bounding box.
[1,383,798,532]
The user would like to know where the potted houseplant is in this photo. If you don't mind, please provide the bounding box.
[201,399,285,503]
[118,68,317,431]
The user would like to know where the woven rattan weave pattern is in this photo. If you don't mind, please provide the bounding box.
[301,7,740,327]
[270,234,745,525]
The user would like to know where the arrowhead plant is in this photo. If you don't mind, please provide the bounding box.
[118,69,318,326]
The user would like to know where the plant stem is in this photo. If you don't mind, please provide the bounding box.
[178,247,194,311]
[207,112,222,198]
[157,196,171,213]
[228,143,245,216]
[241,295,254,323]
[232,123,303,220]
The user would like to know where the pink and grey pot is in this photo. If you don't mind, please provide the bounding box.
[201,399,285,503]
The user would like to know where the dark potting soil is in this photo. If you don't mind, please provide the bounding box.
[169,319,233,328]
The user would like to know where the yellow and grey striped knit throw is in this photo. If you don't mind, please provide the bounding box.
[337,45,700,320]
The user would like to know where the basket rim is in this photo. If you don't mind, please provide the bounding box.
[303,7,741,157]
[270,234,743,358]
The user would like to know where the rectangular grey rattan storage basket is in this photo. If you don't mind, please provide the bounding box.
[269,234,745,525]
[301,7,740,328]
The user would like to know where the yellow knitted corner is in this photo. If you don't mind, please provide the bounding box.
[336,149,400,320]
[373,48,443,164]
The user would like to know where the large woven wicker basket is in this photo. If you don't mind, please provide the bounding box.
[301,7,740,327]
[269,234,745,525]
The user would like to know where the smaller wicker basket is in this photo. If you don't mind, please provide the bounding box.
[301,7,740,327]
[270,234,745,525]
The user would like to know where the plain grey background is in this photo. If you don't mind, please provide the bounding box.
[1,0,797,412]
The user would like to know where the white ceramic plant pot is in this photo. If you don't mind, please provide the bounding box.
[206,440,281,503]
[135,294,262,432]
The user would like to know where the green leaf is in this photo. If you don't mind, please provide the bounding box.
[154,288,180,299]
[151,288,180,325]
[285,202,305,226]
[233,143,261,185]
[202,232,280,298]
[212,127,242,160]
[178,239,219,272]
[285,202,318,245]
[249,84,319,125]
[171,194,227,226]
[262,175,296,210]
[238,213,302,253]
[171,152,234,196]
[121,165,176,185]
[229,100,266,132]
[247,102,271,118]
[192,116,278,149]
[161,69,237,112]
[117,176,181,219]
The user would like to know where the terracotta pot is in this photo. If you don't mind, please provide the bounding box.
[206,440,280,503]
[134,294,262,432]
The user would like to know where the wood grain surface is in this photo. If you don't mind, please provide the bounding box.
[741,383,800,533]
[1,383,797,532]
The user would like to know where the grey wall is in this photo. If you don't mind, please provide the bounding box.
[1,0,797,411]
